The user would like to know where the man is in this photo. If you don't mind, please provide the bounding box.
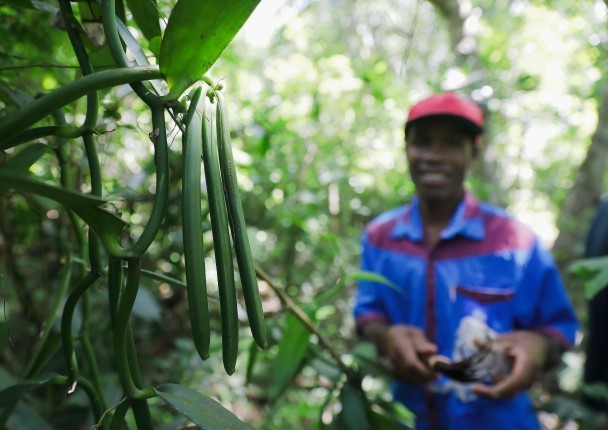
[353,92,579,429]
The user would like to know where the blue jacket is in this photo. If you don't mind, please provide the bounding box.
[353,193,579,430]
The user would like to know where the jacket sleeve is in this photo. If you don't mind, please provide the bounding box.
[513,238,579,350]
[353,231,390,334]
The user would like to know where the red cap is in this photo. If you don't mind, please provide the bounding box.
[405,92,483,135]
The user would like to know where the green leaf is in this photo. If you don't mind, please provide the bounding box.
[335,383,370,430]
[7,402,54,430]
[316,271,402,305]
[568,257,608,300]
[351,342,392,379]
[349,271,401,291]
[159,0,262,98]
[3,143,49,172]
[26,332,62,378]
[310,356,342,382]
[585,270,608,300]
[373,398,416,428]
[0,366,16,390]
[147,35,161,59]
[77,1,102,21]
[270,311,313,399]
[0,81,32,109]
[126,0,161,41]
[116,19,164,95]
[30,0,57,13]
[117,19,150,65]
[369,410,410,430]
[0,373,64,408]
[155,383,253,429]
[581,382,608,402]
[0,169,131,258]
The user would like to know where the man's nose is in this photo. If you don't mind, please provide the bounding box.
[419,140,448,160]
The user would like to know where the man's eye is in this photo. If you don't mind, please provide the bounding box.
[445,138,465,148]
[412,139,429,147]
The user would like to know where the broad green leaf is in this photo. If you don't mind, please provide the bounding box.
[30,0,57,13]
[270,310,313,399]
[77,1,102,21]
[585,270,608,300]
[568,256,608,275]
[317,271,402,305]
[0,366,16,390]
[88,46,117,70]
[369,410,410,430]
[3,143,49,172]
[117,19,150,65]
[374,398,416,428]
[581,382,608,402]
[159,0,262,99]
[310,356,342,382]
[2,0,39,9]
[568,257,608,300]
[351,342,392,379]
[116,19,164,96]
[155,383,253,430]
[126,0,161,41]
[147,35,161,59]
[0,373,65,408]
[7,402,54,430]
[0,169,131,258]
[26,332,62,378]
[0,81,32,109]
[337,383,370,430]
[348,271,401,291]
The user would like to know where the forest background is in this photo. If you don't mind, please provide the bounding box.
[1,0,608,429]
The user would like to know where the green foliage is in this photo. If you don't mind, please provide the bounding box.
[0,0,265,428]
[2,0,608,428]
[271,311,312,399]
[0,374,66,409]
[159,0,262,98]
[155,383,253,429]
[569,256,608,300]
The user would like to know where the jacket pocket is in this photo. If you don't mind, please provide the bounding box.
[453,285,515,334]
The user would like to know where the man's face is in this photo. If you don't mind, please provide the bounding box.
[406,117,478,203]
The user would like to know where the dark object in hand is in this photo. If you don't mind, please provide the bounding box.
[427,354,486,382]
[426,345,510,383]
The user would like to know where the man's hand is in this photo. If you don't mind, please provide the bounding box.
[385,325,439,385]
[472,330,556,399]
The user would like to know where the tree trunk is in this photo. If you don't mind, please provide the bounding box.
[553,82,608,266]
[426,0,506,206]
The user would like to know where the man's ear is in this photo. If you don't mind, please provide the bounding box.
[472,135,482,158]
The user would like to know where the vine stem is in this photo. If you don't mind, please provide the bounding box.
[60,273,100,383]
[1,125,85,151]
[0,66,162,143]
[102,0,160,106]
[131,105,169,256]
[254,266,360,382]
[112,259,155,399]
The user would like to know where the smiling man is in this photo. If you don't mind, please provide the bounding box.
[353,93,579,429]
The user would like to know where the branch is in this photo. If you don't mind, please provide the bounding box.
[254,266,359,382]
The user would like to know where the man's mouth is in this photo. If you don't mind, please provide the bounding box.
[418,172,449,184]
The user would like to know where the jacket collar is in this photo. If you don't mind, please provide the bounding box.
[390,192,485,242]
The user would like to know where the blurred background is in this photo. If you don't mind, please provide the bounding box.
[1,0,608,428]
